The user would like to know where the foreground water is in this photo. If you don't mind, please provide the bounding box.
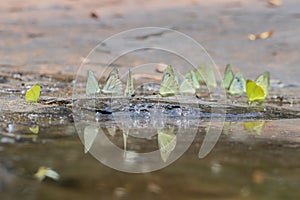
[1,116,300,200]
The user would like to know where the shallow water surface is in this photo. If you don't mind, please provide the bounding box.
[1,118,300,200]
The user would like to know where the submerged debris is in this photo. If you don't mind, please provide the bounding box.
[34,166,60,181]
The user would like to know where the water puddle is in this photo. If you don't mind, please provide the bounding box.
[0,119,300,199]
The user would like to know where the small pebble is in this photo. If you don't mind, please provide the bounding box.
[211,162,222,175]
[155,64,168,73]
[1,137,15,144]
[268,0,282,7]
[90,12,99,19]
[114,187,127,198]
[147,183,161,194]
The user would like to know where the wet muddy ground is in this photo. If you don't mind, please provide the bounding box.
[1,0,300,199]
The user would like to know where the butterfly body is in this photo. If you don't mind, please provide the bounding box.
[124,69,135,97]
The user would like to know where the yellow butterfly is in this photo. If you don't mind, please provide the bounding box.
[25,83,40,103]
[244,121,265,135]
[34,166,60,181]
[246,80,265,103]
[86,70,101,95]
[246,71,270,103]
[29,125,39,134]
[159,66,179,97]
[124,69,135,97]
[102,68,123,94]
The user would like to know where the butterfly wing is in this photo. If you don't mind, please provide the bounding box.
[162,65,179,83]
[122,130,129,157]
[194,67,206,85]
[228,73,246,95]
[246,80,265,103]
[190,70,201,89]
[124,69,135,97]
[35,167,60,181]
[179,72,196,94]
[159,66,179,97]
[29,125,39,134]
[26,83,41,103]
[255,71,270,97]
[84,126,98,153]
[197,64,217,89]
[244,121,265,135]
[223,64,234,90]
[86,70,101,95]
[163,65,173,75]
[204,64,217,89]
[102,68,123,94]
[157,128,177,162]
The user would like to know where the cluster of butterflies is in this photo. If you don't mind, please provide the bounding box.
[86,64,270,104]
[24,64,270,105]
[159,64,217,96]
[86,65,217,97]
[223,64,270,103]
[86,68,134,96]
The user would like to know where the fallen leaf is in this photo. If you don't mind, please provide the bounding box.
[114,187,127,198]
[252,170,265,184]
[34,166,60,181]
[268,0,282,7]
[155,63,169,73]
[248,30,274,40]
[147,183,161,194]
[90,12,99,19]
